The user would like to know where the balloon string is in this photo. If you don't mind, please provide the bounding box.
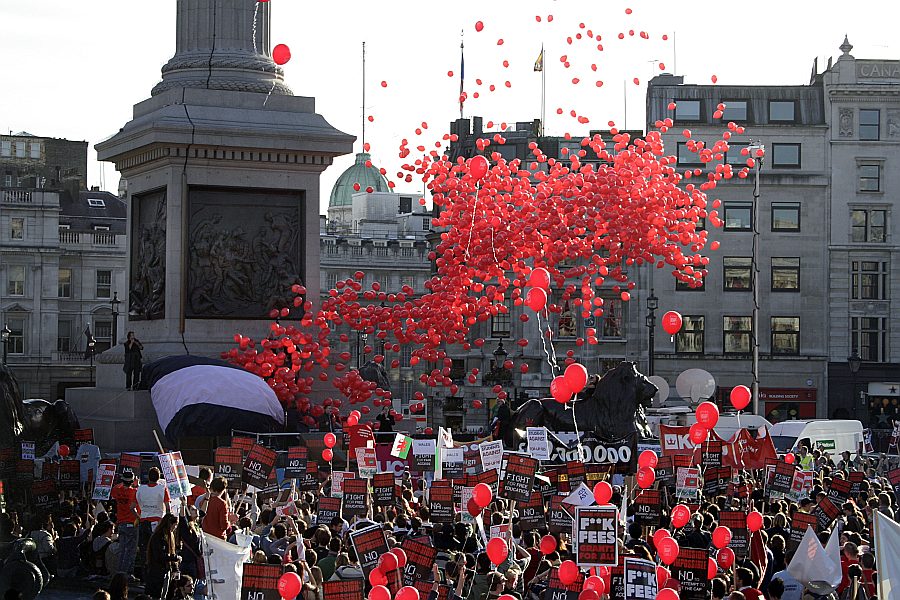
[570,391,584,461]
[263,80,276,107]
[545,314,559,375]
[464,184,480,262]
[490,225,499,266]
[536,311,557,376]
[252,2,260,55]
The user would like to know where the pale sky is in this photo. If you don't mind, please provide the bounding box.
[2,0,898,212]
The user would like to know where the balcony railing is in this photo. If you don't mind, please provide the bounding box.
[2,189,33,203]
[58,231,121,246]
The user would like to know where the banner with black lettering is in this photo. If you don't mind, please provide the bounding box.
[574,505,619,567]
[624,558,658,600]
[242,444,277,490]
[548,495,574,534]
[770,462,796,497]
[284,446,308,479]
[633,489,661,527]
[672,547,708,600]
[323,579,365,600]
[373,472,397,507]
[719,510,749,557]
[316,496,342,526]
[499,453,539,503]
[240,563,284,600]
[341,477,369,519]
[430,480,455,523]
[350,524,390,578]
[400,538,437,588]
[518,491,546,530]
[543,566,584,600]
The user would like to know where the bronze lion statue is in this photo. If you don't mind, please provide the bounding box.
[503,361,656,449]
[0,363,80,452]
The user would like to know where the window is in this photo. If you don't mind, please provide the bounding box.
[400,275,416,290]
[399,196,413,213]
[858,163,881,192]
[7,265,25,296]
[851,261,888,300]
[724,257,752,290]
[96,270,112,298]
[400,345,413,368]
[600,298,624,338]
[676,316,704,354]
[10,218,24,240]
[676,276,705,291]
[557,299,576,338]
[3,175,11,188]
[724,316,752,354]
[0,141,10,157]
[14,142,25,158]
[723,203,752,231]
[29,142,40,159]
[94,319,112,349]
[771,203,800,231]
[350,245,363,257]
[771,143,801,168]
[87,198,106,208]
[422,218,431,231]
[58,268,72,298]
[771,317,800,355]
[6,317,25,354]
[859,109,880,140]
[57,319,72,352]
[326,271,339,290]
[851,317,887,362]
[491,301,511,338]
[400,380,413,404]
[676,142,702,166]
[851,209,886,243]
[674,100,701,122]
[771,258,800,291]
[725,142,749,165]
[722,101,748,121]
[768,100,796,123]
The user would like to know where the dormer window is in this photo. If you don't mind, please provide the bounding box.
[87,198,106,208]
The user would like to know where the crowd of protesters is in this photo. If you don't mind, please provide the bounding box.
[0,439,897,600]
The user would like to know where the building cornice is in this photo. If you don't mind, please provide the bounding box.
[111,144,336,173]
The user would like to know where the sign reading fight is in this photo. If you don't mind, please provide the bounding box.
[350,524,390,578]
[284,446,308,479]
[770,462,796,497]
[574,505,619,567]
[498,453,539,503]
[373,472,397,507]
[672,547,708,600]
[240,563,283,600]
[341,477,369,518]
[242,444,277,490]
[316,496,342,526]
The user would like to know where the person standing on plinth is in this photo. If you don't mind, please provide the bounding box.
[123,332,144,390]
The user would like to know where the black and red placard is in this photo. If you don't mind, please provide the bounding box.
[770,462,796,496]
[633,489,661,527]
[341,477,369,519]
[400,537,437,587]
[789,512,818,549]
[517,491,546,530]
[284,446,308,479]
[430,480,454,523]
[242,444,277,490]
[323,579,365,600]
[545,566,584,600]
[574,505,618,567]
[316,496,342,526]
[373,472,397,507]
[350,524,390,578]
[499,453,539,503]
[240,563,284,600]
[672,547,708,600]
[827,477,852,505]
[718,510,749,556]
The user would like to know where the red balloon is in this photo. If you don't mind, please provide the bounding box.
[278,572,302,600]
[58,444,70,458]
[528,267,551,291]
[637,467,656,489]
[584,575,606,595]
[467,498,481,517]
[469,155,489,179]
[661,311,683,335]
[695,401,720,429]
[652,528,670,547]
[487,537,509,565]
[657,537,680,565]
[579,591,600,600]
[323,432,337,448]
[716,547,735,569]
[272,43,291,66]
[747,511,764,532]
[322,448,333,462]
[369,570,388,587]
[564,363,589,393]
[656,566,670,588]
[498,596,517,600]
[593,481,612,505]
[473,483,493,508]
[657,588,680,600]
[559,560,580,585]
[525,287,548,312]
[784,453,796,464]
[540,534,557,555]
[638,449,658,469]
[671,504,691,528]
[379,552,399,572]
[550,376,572,404]
[396,586,419,600]
[712,526,732,549]
[369,584,390,600]
[730,385,751,411]
[474,20,484,32]
[347,414,359,426]
[688,423,708,445]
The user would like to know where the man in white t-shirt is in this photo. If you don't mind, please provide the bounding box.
[136,467,170,561]
[771,570,804,600]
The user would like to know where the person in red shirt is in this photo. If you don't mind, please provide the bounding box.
[187,467,212,514]
[736,567,764,600]
[201,477,234,540]
[111,470,139,581]
[838,542,860,595]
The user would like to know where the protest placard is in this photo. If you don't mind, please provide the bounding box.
[74,428,94,449]
[813,497,841,531]
[499,453,539,503]
[242,444,277,490]
[624,558,659,600]
[323,579,365,600]
[469,468,499,496]
[633,489,661,527]
[701,439,723,468]
[527,428,551,461]
[214,447,244,490]
[789,512,819,550]
[702,467,731,497]
[770,462,796,497]
[574,505,619,567]
[92,463,117,500]
[609,557,627,600]
[655,455,674,485]
[827,477,853,505]
[171,451,191,497]
[32,479,57,510]
[118,453,141,480]
[548,495,574,534]
[675,467,700,500]
[889,468,900,499]
[231,436,256,454]
[441,448,465,480]
[848,470,865,496]
[240,563,283,600]
[460,487,476,524]
[544,566,584,600]
[298,462,319,492]
[316,496,342,526]
[566,460,586,490]
[350,524,390,578]
[391,434,413,459]
[464,449,482,475]
[284,446,308,479]
[331,471,354,498]
[158,452,183,498]
[518,491,547,530]
[430,480,455,523]
[373,472,396,507]
[58,459,80,492]
[20,441,34,461]
[16,459,33,484]
[672,547,708,600]
[719,510,750,556]
[341,477,369,518]
[400,538,437,587]
[355,447,377,479]
[490,523,511,542]
[412,439,436,472]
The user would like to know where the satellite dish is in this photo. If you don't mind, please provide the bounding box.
[647,375,670,407]
[676,369,716,406]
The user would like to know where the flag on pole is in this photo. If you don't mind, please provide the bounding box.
[459,38,465,117]
[786,525,841,594]
[534,47,544,72]
[874,510,900,599]
[390,433,412,459]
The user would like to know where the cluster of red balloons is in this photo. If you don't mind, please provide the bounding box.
[550,362,589,404]
[687,401,719,444]
[367,547,409,596]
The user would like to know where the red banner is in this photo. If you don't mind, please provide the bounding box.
[659,425,776,469]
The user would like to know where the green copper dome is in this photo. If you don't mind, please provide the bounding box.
[328,152,390,208]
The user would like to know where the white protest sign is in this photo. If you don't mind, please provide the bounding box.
[562,482,595,507]
[460,487,476,524]
[157,452,184,499]
[332,471,354,498]
[91,463,117,501]
[21,442,35,461]
[479,440,504,472]
[526,427,551,461]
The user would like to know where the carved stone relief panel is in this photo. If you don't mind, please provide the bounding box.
[839,108,854,137]
[187,187,305,319]
[129,189,167,320]
[887,109,900,138]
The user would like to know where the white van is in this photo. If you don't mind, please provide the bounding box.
[768,420,864,458]
[683,413,772,441]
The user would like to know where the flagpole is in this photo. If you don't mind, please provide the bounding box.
[460,30,465,120]
[541,44,546,135]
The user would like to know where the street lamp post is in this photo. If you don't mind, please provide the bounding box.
[848,350,862,423]
[1,325,11,365]
[87,332,97,386]
[491,340,509,430]
[110,291,121,349]
[645,290,658,376]
[748,142,765,416]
